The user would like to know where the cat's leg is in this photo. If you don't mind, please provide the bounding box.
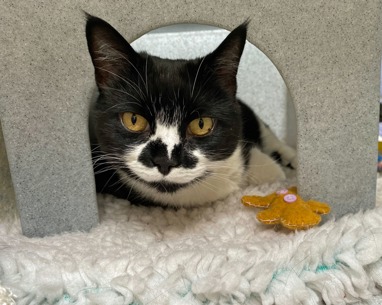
[238,99,296,184]
[257,117,297,169]
[246,147,286,185]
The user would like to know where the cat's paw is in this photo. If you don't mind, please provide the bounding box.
[247,148,286,185]
[277,145,297,169]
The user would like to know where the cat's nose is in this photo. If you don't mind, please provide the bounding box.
[151,156,179,176]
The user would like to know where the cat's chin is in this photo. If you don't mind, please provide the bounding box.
[145,179,203,193]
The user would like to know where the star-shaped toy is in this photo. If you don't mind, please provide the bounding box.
[241,187,331,230]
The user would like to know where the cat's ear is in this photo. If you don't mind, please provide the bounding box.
[85,14,139,88]
[206,22,248,97]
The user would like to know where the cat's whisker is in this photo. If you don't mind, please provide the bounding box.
[97,67,146,99]
[145,55,149,95]
[204,173,235,189]
[92,158,125,171]
[93,167,119,175]
[92,153,124,160]
[91,147,101,153]
[207,158,282,168]
[100,170,119,193]
[192,178,221,194]
[172,88,178,103]
[191,56,206,98]
[93,165,125,173]
[191,72,214,102]
[186,69,192,97]
[112,172,138,199]
[92,161,124,166]
[116,52,148,94]
[111,179,127,192]
[99,86,143,104]
[200,176,235,194]
[93,157,119,165]
[92,158,125,165]
[204,172,239,187]
[92,160,123,166]
[92,153,122,160]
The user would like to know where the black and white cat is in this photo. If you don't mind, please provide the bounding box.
[86,15,296,207]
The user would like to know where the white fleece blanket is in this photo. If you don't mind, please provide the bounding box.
[1,177,382,305]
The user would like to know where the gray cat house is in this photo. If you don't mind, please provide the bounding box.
[0,1,380,237]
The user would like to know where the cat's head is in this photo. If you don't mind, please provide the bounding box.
[86,15,248,205]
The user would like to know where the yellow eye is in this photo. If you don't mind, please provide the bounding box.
[187,117,214,136]
[121,112,148,132]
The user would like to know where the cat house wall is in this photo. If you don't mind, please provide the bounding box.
[0,123,18,223]
[0,1,380,237]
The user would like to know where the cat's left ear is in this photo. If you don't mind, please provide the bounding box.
[85,14,139,89]
[206,22,248,97]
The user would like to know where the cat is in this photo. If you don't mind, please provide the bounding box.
[86,15,297,207]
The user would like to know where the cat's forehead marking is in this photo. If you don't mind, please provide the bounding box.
[150,122,180,158]
[155,107,183,126]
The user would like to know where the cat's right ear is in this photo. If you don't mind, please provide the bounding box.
[204,21,248,98]
[85,14,138,89]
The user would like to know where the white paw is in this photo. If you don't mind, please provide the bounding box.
[279,145,297,169]
[247,148,286,185]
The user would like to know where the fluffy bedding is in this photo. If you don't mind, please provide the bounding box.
[0,177,382,305]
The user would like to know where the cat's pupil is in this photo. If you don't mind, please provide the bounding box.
[198,118,204,129]
[131,114,137,125]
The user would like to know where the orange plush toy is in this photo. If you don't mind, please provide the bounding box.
[241,187,331,230]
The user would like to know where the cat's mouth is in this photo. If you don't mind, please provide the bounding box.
[119,167,209,193]
[146,181,196,193]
